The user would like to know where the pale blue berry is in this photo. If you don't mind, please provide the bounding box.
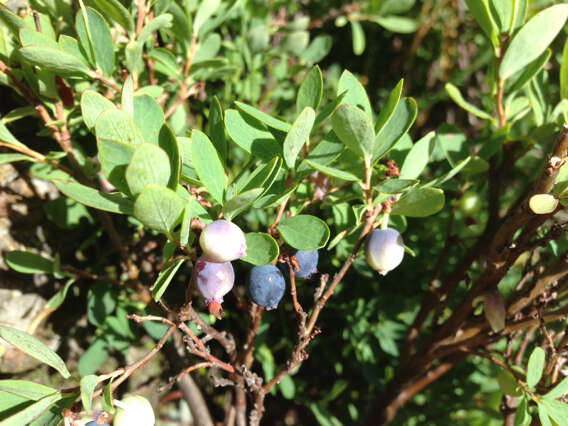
[248,265,286,310]
[200,220,247,262]
[366,228,405,275]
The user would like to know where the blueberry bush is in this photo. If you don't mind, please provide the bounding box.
[2,0,568,425]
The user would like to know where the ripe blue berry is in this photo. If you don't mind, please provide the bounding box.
[195,256,235,318]
[294,250,319,279]
[85,422,109,426]
[248,265,286,310]
[200,220,247,262]
[365,228,405,275]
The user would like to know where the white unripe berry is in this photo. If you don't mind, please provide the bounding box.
[199,220,247,262]
[113,395,155,426]
[365,228,405,275]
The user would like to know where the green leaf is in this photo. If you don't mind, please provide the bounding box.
[152,258,185,302]
[337,70,373,119]
[277,215,330,250]
[391,187,445,217]
[279,375,295,399]
[562,40,568,100]
[121,75,134,117]
[0,119,26,149]
[0,380,57,402]
[225,109,281,160]
[101,379,114,413]
[191,130,226,204]
[306,160,360,182]
[539,398,568,426]
[526,347,546,389]
[55,181,134,214]
[223,188,264,220]
[75,7,114,76]
[0,326,70,379]
[314,91,348,128]
[58,35,91,68]
[374,98,417,160]
[445,83,496,122]
[373,16,419,34]
[208,96,227,165]
[538,402,553,426]
[125,143,171,196]
[297,66,323,112]
[19,29,58,49]
[331,104,375,163]
[134,184,185,235]
[45,279,75,310]
[78,338,109,377]
[234,101,291,132]
[80,90,115,130]
[179,201,193,247]
[507,49,551,94]
[500,4,568,80]
[80,375,99,415]
[284,107,315,168]
[0,392,62,426]
[19,46,90,76]
[515,396,530,426]
[544,376,568,400]
[158,125,181,190]
[89,0,134,34]
[400,131,435,179]
[350,20,365,55]
[0,5,27,36]
[0,153,33,165]
[242,233,280,266]
[300,34,332,63]
[464,0,499,48]
[302,131,345,167]
[96,109,144,146]
[5,251,54,274]
[375,179,418,194]
[133,94,164,144]
[375,79,403,135]
[193,0,220,35]
[239,157,280,194]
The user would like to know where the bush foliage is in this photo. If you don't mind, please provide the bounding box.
[2,0,568,425]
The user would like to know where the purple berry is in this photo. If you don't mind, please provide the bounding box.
[195,256,235,318]
[200,220,247,262]
[248,265,286,310]
[294,250,319,279]
[365,228,405,275]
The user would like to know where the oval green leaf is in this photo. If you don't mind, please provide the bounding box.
[191,130,226,204]
[391,187,445,217]
[284,107,315,168]
[0,326,70,378]
[126,143,171,196]
[500,4,568,80]
[5,251,54,274]
[55,181,134,214]
[331,104,375,163]
[527,346,545,389]
[277,215,330,250]
[133,184,185,235]
[242,233,280,265]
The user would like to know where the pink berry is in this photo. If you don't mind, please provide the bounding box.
[195,256,235,318]
[200,220,247,262]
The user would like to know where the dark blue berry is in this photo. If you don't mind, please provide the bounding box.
[294,250,318,279]
[248,265,286,310]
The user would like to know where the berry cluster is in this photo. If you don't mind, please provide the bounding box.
[195,220,405,314]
